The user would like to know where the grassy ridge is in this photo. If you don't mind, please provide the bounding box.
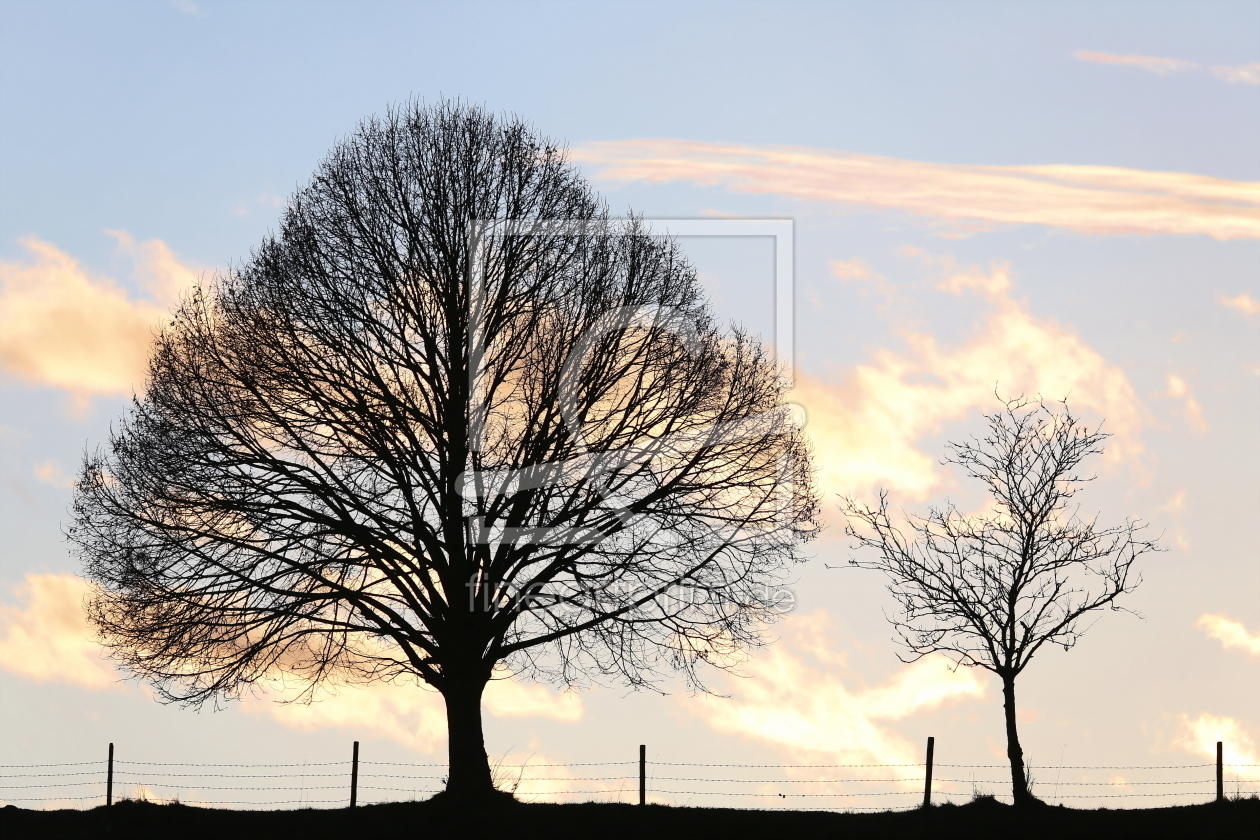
[4,795,1258,839]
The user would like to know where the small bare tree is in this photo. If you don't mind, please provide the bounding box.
[842,398,1159,806]
[71,101,819,801]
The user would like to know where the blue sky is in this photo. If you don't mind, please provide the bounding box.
[1,0,1257,809]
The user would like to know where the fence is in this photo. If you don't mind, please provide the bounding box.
[3,739,1256,812]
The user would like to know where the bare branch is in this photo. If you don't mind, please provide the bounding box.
[841,398,1160,806]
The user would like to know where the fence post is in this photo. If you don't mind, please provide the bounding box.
[922,736,934,808]
[106,742,114,808]
[639,744,646,806]
[350,741,360,808]
[1216,741,1223,803]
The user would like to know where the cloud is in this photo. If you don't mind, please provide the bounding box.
[916,249,1013,297]
[687,611,985,782]
[829,258,898,304]
[1212,63,1260,85]
[170,0,205,17]
[0,235,200,406]
[791,256,1144,502]
[1172,712,1258,768]
[243,671,582,752]
[830,259,873,282]
[1198,614,1260,659]
[1158,489,1190,551]
[1073,50,1198,75]
[0,574,117,689]
[1219,292,1260,316]
[484,678,584,721]
[231,193,286,219]
[104,231,200,308]
[1073,50,1260,86]
[0,573,581,751]
[242,680,450,753]
[33,459,74,489]
[1164,374,1207,432]
[572,141,1260,240]
[497,748,636,802]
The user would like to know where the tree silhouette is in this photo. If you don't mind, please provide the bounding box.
[71,101,819,800]
[842,398,1159,806]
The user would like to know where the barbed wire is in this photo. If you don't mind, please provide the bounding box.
[644,761,1231,769]
[651,762,927,768]
[2,796,107,802]
[3,754,1253,812]
[0,761,105,769]
[0,770,113,779]
[360,761,634,768]
[1051,792,1238,799]
[113,761,351,768]
[649,790,912,797]
[3,759,1249,770]
[0,770,357,780]
[352,761,446,767]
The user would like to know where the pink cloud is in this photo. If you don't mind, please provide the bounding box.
[0,574,118,689]
[1073,50,1198,75]
[1164,374,1207,433]
[0,235,201,407]
[1198,614,1260,659]
[572,141,1260,240]
[687,611,985,782]
[1172,712,1258,767]
[791,255,1145,502]
[1212,63,1260,85]
[0,573,582,751]
[33,459,74,489]
[1219,292,1260,316]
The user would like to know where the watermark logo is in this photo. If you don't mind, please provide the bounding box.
[460,218,802,549]
[468,576,797,616]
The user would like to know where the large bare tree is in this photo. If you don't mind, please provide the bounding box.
[842,398,1159,806]
[71,102,818,799]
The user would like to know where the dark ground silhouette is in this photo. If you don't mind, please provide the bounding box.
[4,796,1257,839]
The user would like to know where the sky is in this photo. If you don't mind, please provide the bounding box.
[1,0,1258,811]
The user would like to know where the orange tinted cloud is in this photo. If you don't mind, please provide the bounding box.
[1198,614,1260,659]
[1219,292,1260,316]
[495,748,635,802]
[244,679,449,752]
[791,258,1144,502]
[0,235,199,404]
[244,670,582,751]
[1213,63,1260,85]
[1158,489,1191,551]
[0,575,581,748]
[829,258,898,304]
[1173,712,1258,767]
[170,0,205,17]
[33,459,75,489]
[1164,374,1207,432]
[485,678,584,721]
[572,141,1260,240]
[1073,50,1197,75]
[0,573,117,689]
[688,611,985,780]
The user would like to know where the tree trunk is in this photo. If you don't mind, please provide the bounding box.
[1001,672,1033,806]
[440,672,495,799]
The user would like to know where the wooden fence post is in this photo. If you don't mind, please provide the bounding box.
[639,744,646,806]
[1216,741,1223,803]
[106,743,114,808]
[922,736,934,808]
[350,741,360,808]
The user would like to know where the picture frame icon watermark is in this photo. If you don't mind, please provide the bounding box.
[633,219,795,386]
[461,217,802,555]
